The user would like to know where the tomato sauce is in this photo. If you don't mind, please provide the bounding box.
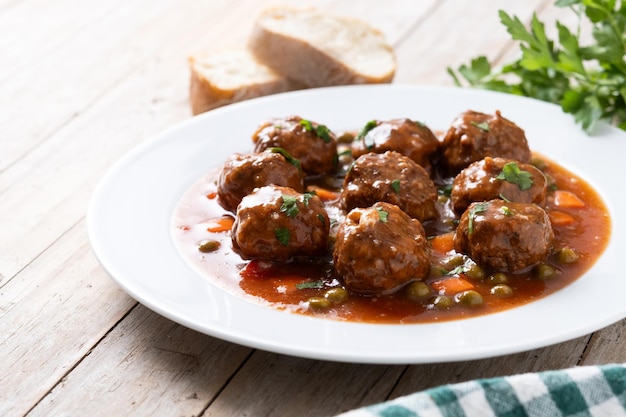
[171,153,611,324]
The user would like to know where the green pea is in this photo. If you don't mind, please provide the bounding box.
[488,272,509,285]
[455,290,484,307]
[464,263,485,281]
[534,263,557,280]
[325,288,348,304]
[198,240,220,253]
[440,254,465,270]
[431,295,453,309]
[429,265,447,278]
[556,247,579,264]
[406,281,431,301]
[490,284,513,297]
[307,297,331,310]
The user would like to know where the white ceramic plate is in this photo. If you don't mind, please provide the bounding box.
[87,85,626,364]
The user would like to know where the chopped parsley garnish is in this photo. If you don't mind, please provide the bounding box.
[295,280,325,290]
[299,119,331,143]
[280,195,299,217]
[470,121,490,131]
[447,265,467,276]
[499,193,512,203]
[438,183,453,197]
[269,147,301,172]
[467,202,488,235]
[391,179,401,194]
[302,192,314,206]
[275,228,290,246]
[376,207,389,223]
[500,206,513,216]
[317,214,326,224]
[496,162,534,191]
[356,120,378,149]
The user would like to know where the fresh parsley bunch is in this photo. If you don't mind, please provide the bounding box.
[448,0,626,133]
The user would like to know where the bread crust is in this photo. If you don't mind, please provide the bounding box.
[248,7,396,87]
[188,51,300,115]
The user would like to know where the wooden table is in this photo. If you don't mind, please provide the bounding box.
[2,1,624,415]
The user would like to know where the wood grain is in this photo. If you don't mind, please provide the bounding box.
[1,1,623,416]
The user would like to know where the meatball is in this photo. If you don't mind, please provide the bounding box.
[252,115,338,175]
[351,118,440,174]
[441,110,531,174]
[450,157,547,213]
[454,199,554,272]
[341,151,438,222]
[217,150,304,212]
[231,185,330,261]
[333,202,431,295]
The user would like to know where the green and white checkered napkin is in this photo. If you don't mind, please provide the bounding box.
[338,364,626,417]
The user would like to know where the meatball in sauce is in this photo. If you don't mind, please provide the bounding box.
[333,202,431,295]
[351,118,440,173]
[441,110,531,175]
[451,157,547,214]
[252,115,338,176]
[454,199,554,272]
[341,151,438,222]
[217,150,304,212]
[231,185,330,261]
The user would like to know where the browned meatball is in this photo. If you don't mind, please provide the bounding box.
[450,157,547,214]
[252,115,338,175]
[217,150,304,212]
[333,202,431,295]
[351,118,440,174]
[454,200,554,272]
[441,110,531,175]
[341,151,438,222]
[231,185,330,261]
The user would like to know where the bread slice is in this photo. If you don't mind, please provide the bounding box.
[189,49,301,115]
[248,7,396,87]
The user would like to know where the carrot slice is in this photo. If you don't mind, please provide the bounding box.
[430,232,455,254]
[549,210,576,227]
[307,186,339,202]
[553,190,585,209]
[431,276,474,295]
[206,216,234,233]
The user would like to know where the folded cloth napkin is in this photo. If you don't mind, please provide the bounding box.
[337,364,626,417]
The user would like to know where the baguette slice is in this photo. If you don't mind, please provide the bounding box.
[189,49,301,115]
[248,7,396,87]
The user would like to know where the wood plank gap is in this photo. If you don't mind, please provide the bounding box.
[382,365,410,402]
[196,349,256,417]
[0,214,83,291]
[22,301,141,417]
[0,65,138,178]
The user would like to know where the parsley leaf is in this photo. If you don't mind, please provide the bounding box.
[448,2,626,134]
[356,120,378,150]
[467,202,488,235]
[470,121,490,131]
[376,207,389,223]
[269,147,301,172]
[295,280,325,290]
[496,162,534,190]
[275,228,290,246]
[391,179,401,194]
[280,195,299,218]
[300,119,332,143]
[500,205,513,216]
